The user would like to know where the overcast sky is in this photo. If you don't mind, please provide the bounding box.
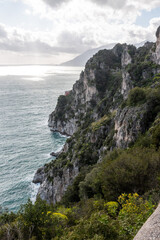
[0,0,160,65]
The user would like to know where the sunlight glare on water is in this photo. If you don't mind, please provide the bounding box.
[0,65,82,78]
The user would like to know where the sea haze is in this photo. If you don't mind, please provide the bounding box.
[0,65,82,212]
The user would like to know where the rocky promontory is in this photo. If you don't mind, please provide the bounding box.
[33,27,160,207]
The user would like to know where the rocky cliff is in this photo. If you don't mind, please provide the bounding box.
[155,26,160,65]
[34,27,160,205]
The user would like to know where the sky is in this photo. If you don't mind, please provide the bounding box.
[0,0,160,65]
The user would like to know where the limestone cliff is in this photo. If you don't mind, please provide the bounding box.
[121,46,133,99]
[155,26,160,65]
[34,27,160,205]
[48,44,130,136]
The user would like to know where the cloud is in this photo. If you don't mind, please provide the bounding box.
[91,0,127,8]
[1,0,160,65]
[57,30,97,53]
[0,37,75,55]
[0,25,55,54]
[0,25,7,38]
[127,18,160,44]
[0,25,95,55]
[42,0,127,9]
[0,39,55,54]
[2,0,159,58]
[41,0,160,10]
[42,0,70,8]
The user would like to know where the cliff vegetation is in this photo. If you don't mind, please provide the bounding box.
[1,27,160,239]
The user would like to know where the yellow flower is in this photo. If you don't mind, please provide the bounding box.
[52,212,68,220]
[47,211,51,215]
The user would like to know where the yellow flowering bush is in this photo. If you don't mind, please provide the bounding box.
[118,193,155,239]
[104,201,119,217]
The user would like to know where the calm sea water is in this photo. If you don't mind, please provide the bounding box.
[0,65,82,212]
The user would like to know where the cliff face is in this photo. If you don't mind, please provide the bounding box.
[48,68,99,135]
[155,26,160,65]
[48,45,126,136]
[34,27,160,205]
[121,46,133,99]
[114,104,147,148]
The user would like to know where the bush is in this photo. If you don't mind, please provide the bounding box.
[79,165,103,200]
[151,124,160,149]
[127,87,146,106]
[118,193,154,239]
[60,212,118,240]
[18,197,68,240]
[62,167,92,206]
[102,147,160,200]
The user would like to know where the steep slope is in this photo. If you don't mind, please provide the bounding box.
[34,28,160,205]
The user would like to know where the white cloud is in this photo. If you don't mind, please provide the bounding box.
[41,0,160,11]
[91,0,127,8]
[0,24,8,38]
[1,0,160,64]
[0,23,96,57]
[42,0,70,8]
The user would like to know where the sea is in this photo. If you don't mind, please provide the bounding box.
[0,65,82,212]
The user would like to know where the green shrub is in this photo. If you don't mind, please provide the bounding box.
[60,212,118,240]
[102,147,160,200]
[127,87,146,106]
[62,167,92,206]
[79,165,103,200]
[151,124,160,148]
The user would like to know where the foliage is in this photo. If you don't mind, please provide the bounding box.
[87,48,121,71]
[126,42,160,87]
[62,167,92,205]
[146,87,160,120]
[104,201,119,218]
[91,115,111,132]
[78,146,160,202]
[127,87,146,106]
[55,94,74,122]
[1,42,160,240]
[16,197,68,240]
[118,193,154,239]
[85,47,122,97]
[0,155,157,240]
[102,147,160,200]
[60,211,118,240]
[153,73,160,83]
[79,164,103,199]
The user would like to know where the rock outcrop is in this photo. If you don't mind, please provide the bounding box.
[33,167,45,184]
[156,26,160,64]
[121,46,133,99]
[48,68,99,136]
[34,27,160,205]
[37,162,79,204]
[152,26,160,65]
[114,104,147,148]
[48,44,127,136]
